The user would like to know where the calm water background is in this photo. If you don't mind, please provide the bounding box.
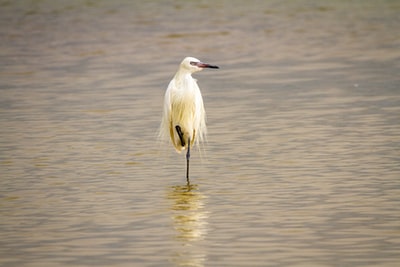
[1,0,400,266]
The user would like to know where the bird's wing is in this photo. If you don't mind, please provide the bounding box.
[159,81,174,142]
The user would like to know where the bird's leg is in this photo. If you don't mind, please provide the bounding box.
[176,125,190,182]
[175,125,185,147]
[186,137,191,182]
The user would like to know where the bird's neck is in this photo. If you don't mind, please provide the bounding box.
[174,71,197,86]
[172,72,198,97]
[174,69,193,80]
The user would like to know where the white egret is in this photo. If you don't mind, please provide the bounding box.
[160,57,219,181]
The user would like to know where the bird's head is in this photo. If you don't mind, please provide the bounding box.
[180,57,219,74]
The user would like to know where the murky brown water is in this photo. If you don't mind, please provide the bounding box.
[1,1,400,266]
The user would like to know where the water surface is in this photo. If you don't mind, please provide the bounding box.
[1,1,400,266]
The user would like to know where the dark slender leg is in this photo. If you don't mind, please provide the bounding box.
[175,126,185,147]
[186,137,191,182]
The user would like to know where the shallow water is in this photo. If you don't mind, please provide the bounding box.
[1,1,400,266]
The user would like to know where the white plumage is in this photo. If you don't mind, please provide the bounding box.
[159,56,219,179]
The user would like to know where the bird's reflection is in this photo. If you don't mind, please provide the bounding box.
[167,182,208,266]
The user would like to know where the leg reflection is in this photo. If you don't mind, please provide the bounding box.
[167,183,208,266]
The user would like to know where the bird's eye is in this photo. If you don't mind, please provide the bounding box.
[190,61,198,66]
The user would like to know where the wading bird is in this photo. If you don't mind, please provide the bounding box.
[160,57,219,181]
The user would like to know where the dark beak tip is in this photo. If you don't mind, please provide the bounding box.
[192,61,219,69]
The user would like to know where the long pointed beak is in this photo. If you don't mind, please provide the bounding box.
[191,61,219,69]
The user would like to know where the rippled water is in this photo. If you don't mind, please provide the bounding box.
[1,1,400,266]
